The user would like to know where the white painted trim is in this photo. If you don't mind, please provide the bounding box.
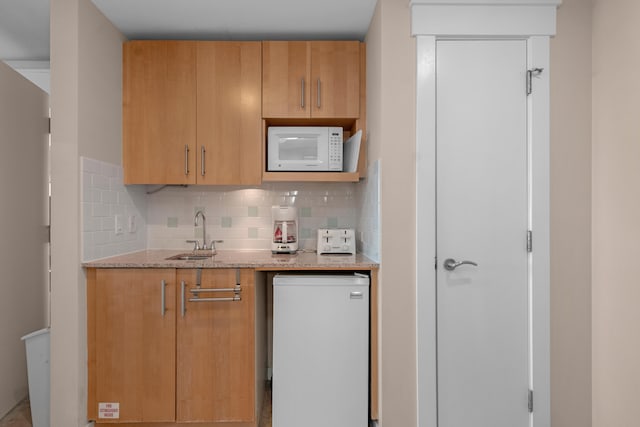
[415,35,438,427]
[529,36,551,427]
[414,35,552,427]
[410,0,560,37]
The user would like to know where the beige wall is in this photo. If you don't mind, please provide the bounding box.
[43,0,601,425]
[78,0,126,164]
[0,62,49,418]
[549,1,593,426]
[368,0,594,426]
[366,0,417,425]
[592,1,640,425]
[50,0,124,425]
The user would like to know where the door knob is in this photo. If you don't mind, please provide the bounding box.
[443,258,478,271]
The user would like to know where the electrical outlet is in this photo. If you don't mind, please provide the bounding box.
[115,215,124,235]
[128,215,136,233]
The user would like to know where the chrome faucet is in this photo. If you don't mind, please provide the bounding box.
[194,210,208,250]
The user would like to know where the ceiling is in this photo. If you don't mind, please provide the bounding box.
[0,0,377,62]
[0,0,50,61]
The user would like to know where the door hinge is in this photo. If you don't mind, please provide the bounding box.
[528,389,534,413]
[526,68,544,95]
[527,230,533,252]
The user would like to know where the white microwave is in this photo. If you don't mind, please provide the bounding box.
[267,126,343,171]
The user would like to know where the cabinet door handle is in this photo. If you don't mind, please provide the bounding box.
[190,285,241,294]
[184,145,190,176]
[181,280,186,318]
[189,296,241,302]
[161,279,167,317]
[301,78,305,109]
[316,78,321,108]
[200,145,206,176]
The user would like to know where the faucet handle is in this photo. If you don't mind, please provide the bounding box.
[186,240,200,251]
[208,240,224,251]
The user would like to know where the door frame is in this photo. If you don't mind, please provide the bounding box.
[411,1,559,426]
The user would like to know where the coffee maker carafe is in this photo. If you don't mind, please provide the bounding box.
[272,206,298,254]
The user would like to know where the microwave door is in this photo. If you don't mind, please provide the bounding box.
[278,134,324,171]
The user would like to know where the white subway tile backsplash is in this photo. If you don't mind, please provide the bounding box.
[81,157,147,261]
[145,183,358,251]
[356,159,381,262]
[81,158,376,256]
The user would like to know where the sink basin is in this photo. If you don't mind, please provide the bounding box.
[166,253,213,261]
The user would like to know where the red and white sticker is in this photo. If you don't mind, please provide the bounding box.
[98,402,120,419]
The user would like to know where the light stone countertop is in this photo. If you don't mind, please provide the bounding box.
[82,249,379,270]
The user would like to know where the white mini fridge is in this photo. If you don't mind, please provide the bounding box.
[273,274,370,427]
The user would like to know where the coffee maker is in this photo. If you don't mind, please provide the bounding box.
[271,206,298,254]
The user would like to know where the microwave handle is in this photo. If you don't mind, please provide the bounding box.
[301,78,305,109]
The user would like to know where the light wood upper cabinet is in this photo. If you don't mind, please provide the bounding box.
[123,41,262,185]
[262,41,361,119]
[88,269,177,422]
[310,41,361,118]
[262,41,310,118]
[197,42,262,185]
[176,269,256,423]
[123,41,197,185]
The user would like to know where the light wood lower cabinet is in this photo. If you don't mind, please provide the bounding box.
[87,268,264,426]
[176,269,256,422]
[88,269,177,423]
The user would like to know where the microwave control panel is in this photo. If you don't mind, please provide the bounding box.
[328,128,343,171]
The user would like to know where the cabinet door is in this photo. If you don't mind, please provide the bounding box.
[310,41,361,118]
[176,269,255,423]
[262,41,310,118]
[90,269,176,422]
[197,42,262,185]
[123,41,197,184]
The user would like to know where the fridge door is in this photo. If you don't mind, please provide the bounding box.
[273,274,369,427]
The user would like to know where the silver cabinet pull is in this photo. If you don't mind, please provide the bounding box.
[181,280,186,318]
[161,279,167,317]
[184,145,190,176]
[316,78,321,108]
[190,285,241,294]
[200,145,206,176]
[301,78,305,109]
[188,280,242,303]
[189,296,241,302]
[443,258,478,271]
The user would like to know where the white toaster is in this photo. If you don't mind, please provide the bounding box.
[317,228,356,255]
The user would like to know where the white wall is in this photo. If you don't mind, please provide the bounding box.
[50,0,125,425]
[592,1,640,425]
[0,61,49,419]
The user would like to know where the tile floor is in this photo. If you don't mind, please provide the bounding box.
[0,399,31,427]
[0,390,272,427]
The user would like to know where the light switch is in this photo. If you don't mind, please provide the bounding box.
[115,215,124,235]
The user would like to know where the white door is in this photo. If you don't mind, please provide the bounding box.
[436,40,530,426]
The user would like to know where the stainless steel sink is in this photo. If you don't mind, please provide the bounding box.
[165,253,213,261]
